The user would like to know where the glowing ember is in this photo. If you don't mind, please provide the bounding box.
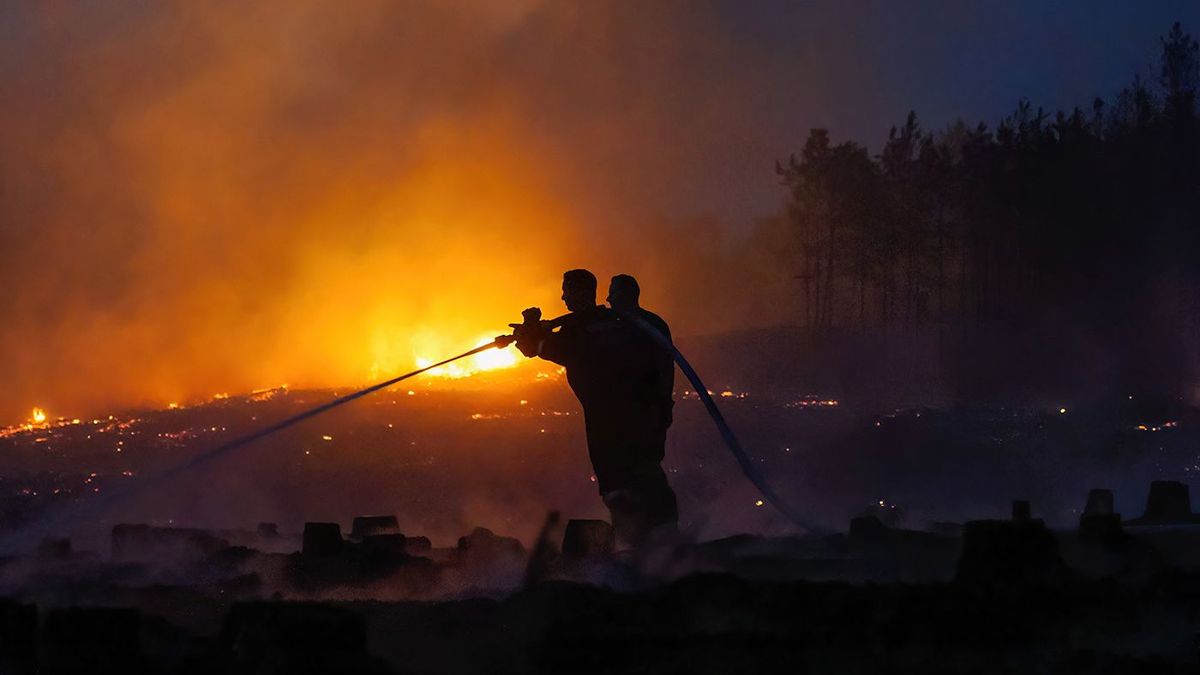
[783,397,839,409]
[30,407,46,424]
[1136,421,1178,432]
[249,385,287,402]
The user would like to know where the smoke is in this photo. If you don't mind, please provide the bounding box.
[6,1,1198,420]
[0,1,794,420]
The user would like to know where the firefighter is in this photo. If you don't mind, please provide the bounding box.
[607,274,674,427]
[514,269,678,546]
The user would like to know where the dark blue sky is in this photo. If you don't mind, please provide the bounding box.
[669,0,1200,224]
[721,0,1198,133]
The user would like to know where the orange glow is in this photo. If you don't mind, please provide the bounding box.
[414,333,519,379]
[0,2,792,421]
[30,407,46,424]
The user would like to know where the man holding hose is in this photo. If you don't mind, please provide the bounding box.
[514,269,677,546]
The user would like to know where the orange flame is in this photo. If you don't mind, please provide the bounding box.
[414,333,519,378]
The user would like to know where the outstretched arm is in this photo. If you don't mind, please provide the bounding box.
[534,328,576,368]
[513,309,576,368]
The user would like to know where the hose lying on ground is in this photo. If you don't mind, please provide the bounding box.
[614,309,821,533]
[0,341,503,552]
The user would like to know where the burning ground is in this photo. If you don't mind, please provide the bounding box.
[2,337,1198,553]
[1,377,1200,672]
[0,332,1198,671]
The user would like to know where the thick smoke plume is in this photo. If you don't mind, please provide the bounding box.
[0,1,799,420]
[5,1,1197,419]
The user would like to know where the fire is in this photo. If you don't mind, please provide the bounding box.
[414,333,519,379]
[30,407,46,424]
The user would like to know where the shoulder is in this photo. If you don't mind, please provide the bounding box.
[559,308,618,333]
[639,309,671,336]
[639,309,667,326]
[585,307,622,333]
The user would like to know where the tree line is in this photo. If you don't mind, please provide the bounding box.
[777,22,1200,342]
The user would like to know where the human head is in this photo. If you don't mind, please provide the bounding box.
[607,274,640,311]
[561,269,597,312]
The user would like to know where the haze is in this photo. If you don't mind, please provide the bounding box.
[3,0,1198,420]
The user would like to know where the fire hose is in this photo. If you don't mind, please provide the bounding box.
[610,310,818,532]
[3,310,814,551]
[0,343,504,550]
[514,306,817,531]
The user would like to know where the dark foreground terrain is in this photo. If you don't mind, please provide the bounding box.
[2,375,1197,547]
[1,374,1198,672]
[3,480,1200,674]
[18,571,1193,674]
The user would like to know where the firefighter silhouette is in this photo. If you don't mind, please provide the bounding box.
[514,269,677,546]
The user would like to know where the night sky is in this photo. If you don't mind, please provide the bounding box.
[682,0,1200,224]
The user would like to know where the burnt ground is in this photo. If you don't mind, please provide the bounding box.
[2,505,1200,673]
[0,376,1196,548]
[0,373,1198,672]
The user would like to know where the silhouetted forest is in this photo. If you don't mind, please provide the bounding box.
[775,23,1200,398]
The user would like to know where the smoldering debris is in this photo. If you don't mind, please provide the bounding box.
[1,483,1200,672]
